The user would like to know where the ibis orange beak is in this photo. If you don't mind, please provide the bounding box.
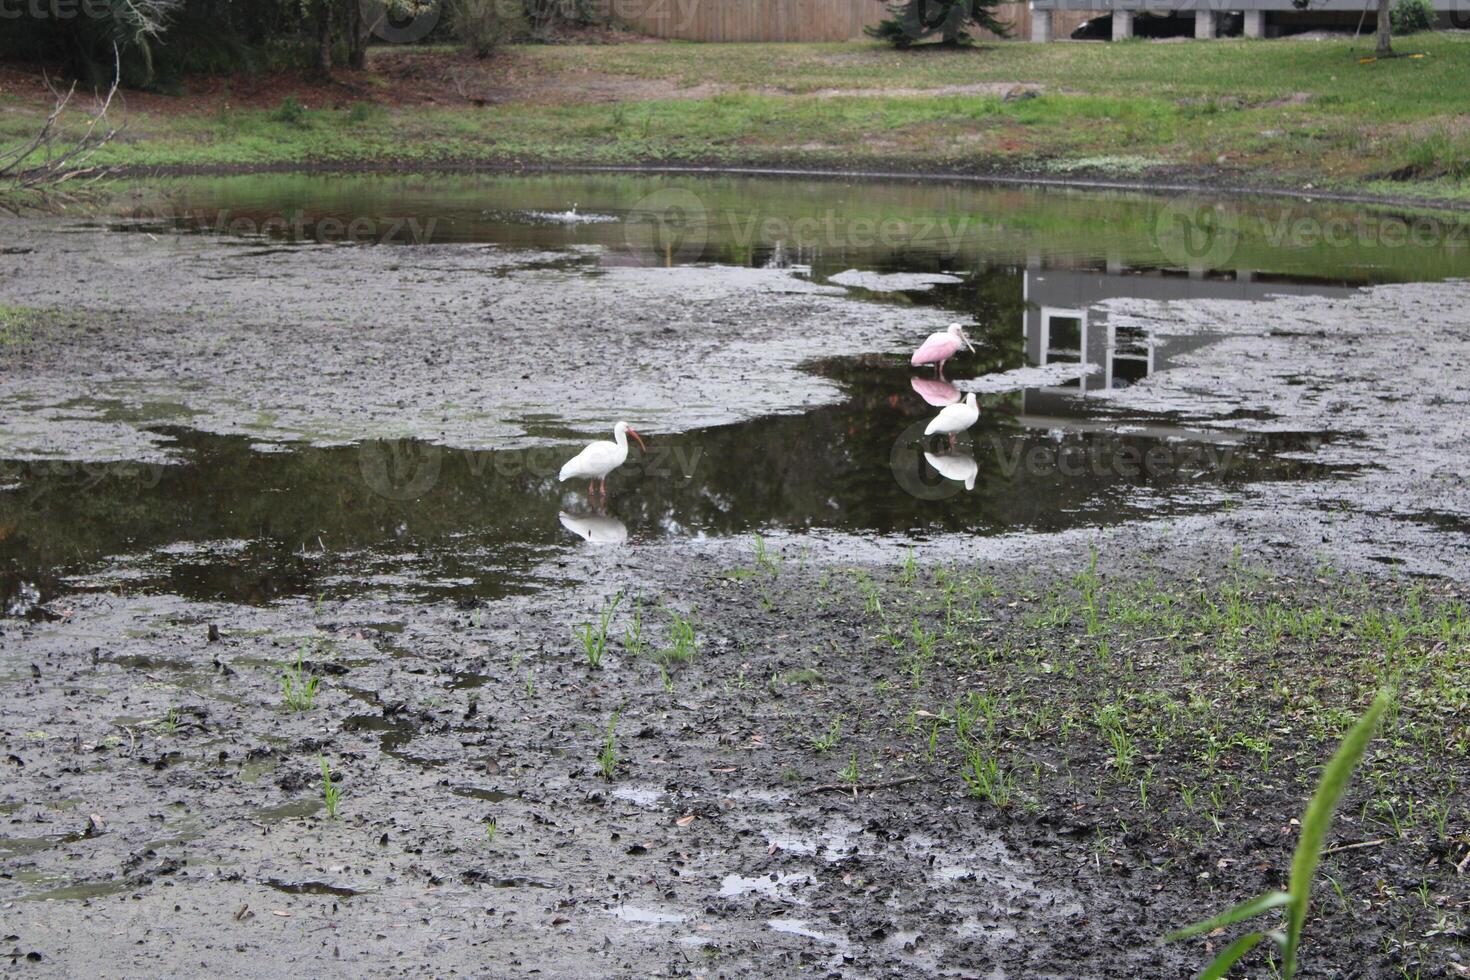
[627,428,647,452]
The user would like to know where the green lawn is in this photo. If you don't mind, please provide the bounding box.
[4,36,1469,200]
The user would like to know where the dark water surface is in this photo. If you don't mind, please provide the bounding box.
[5,173,1466,609]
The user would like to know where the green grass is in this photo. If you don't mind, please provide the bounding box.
[810,715,843,753]
[280,644,320,711]
[1163,691,1391,979]
[574,592,622,669]
[319,756,341,818]
[5,37,1469,199]
[781,558,1467,972]
[0,304,63,347]
[597,711,621,780]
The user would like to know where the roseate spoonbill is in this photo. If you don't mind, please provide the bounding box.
[910,377,960,407]
[559,511,629,544]
[924,392,978,448]
[911,323,975,376]
[924,450,978,491]
[559,421,646,497]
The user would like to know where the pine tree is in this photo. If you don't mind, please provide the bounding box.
[865,0,1010,47]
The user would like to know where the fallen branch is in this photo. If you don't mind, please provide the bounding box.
[1321,839,1386,856]
[0,47,124,211]
[803,776,921,795]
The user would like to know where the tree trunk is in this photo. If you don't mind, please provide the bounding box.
[1375,0,1393,56]
[348,0,368,71]
[316,0,334,76]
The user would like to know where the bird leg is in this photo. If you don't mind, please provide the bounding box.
[599,478,608,497]
[588,480,595,496]
[935,359,947,378]
[948,432,957,450]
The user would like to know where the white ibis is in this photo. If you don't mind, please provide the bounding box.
[924,392,979,448]
[911,323,975,376]
[924,450,978,491]
[559,421,646,497]
[558,511,629,544]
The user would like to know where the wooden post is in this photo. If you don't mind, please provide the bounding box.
[1112,8,1135,38]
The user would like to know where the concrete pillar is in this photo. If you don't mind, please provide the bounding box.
[1031,6,1054,42]
[1243,10,1265,36]
[1195,9,1218,37]
[1112,8,1135,39]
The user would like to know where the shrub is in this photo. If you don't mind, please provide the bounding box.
[270,96,307,126]
[1390,0,1434,34]
[451,0,518,57]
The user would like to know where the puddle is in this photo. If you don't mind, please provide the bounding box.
[5,173,1466,608]
[264,877,365,898]
[19,877,137,902]
[719,871,814,902]
[610,785,665,809]
[767,916,853,954]
[450,786,518,803]
[0,832,85,858]
[607,905,690,924]
[252,799,323,822]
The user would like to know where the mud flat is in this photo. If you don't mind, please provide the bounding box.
[2,189,1469,976]
[0,219,946,461]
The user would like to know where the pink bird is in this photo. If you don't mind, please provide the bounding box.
[911,323,976,377]
[910,377,960,407]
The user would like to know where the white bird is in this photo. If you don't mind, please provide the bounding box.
[924,392,979,447]
[558,511,628,544]
[558,421,647,497]
[924,450,978,492]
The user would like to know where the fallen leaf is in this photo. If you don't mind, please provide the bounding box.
[271,910,291,917]
[676,814,695,827]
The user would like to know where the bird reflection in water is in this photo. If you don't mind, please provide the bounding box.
[924,449,978,492]
[558,511,629,545]
[910,377,960,407]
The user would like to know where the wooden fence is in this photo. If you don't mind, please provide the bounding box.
[594,0,1092,42]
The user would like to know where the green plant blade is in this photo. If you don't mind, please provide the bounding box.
[1164,891,1290,943]
[1198,931,1265,980]
[1282,689,1391,979]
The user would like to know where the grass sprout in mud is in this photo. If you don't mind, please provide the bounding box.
[574,592,622,669]
[319,756,341,819]
[598,711,621,781]
[658,608,699,666]
[1164,691,1391,980]
[280,644,320,711]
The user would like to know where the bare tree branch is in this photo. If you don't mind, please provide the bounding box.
[0,47,125,209]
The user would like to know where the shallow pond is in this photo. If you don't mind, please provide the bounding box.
[3,173,1467,608]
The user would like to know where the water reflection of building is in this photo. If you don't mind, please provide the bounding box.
[1020,264,1360,423]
